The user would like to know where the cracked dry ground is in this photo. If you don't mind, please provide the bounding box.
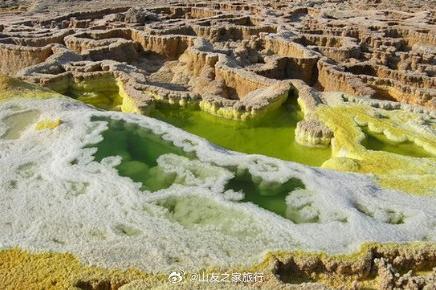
[0,0,435,289]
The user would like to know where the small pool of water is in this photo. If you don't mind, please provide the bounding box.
[62,76,123,111]
[361,127,433,158]
[67,89,122,111]
[226,170,305,218]
[89,117,188,191]
[149,100,331,166]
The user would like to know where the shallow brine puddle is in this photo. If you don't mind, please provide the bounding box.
[66,87,122,111]
[149,100,331,166]
[89,117,189,191]
[225,170,305,219]
[361,127,432,158]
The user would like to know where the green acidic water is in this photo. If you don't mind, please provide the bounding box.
[77,91,121,111]
[88,116,309,219]
[149,100,331,166]
[67,89,122,111]
[225,170,305,218]
[64,77,122,111]
[361,127,433,158]
[89,117,188,191]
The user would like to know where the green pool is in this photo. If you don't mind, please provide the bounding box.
[149,100,331,166]
[89,116,309,219]
[361,127,432,158]
[89,117,188,191]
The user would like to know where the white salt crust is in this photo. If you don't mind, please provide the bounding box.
[0,97,435,273]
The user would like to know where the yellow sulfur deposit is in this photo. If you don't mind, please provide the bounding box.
[0,248,160,289]
[0,75,62,101]
[317,104,436,195]
[35,118,62,131]
[118,80,142,114]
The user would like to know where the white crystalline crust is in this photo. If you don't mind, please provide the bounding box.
[0,97,435,273]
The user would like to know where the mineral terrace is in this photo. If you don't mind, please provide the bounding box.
[0,0,435,289]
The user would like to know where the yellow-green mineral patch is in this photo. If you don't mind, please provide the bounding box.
[0,248,160,289]
[0,74,62,101]
[317,104,436,195]
[35,118,62,131]
[118,80,142,114]
[61,76,141,114]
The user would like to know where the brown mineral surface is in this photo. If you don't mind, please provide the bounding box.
[0,0,435,289]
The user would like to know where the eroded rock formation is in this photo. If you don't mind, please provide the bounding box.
[0,1,433,129]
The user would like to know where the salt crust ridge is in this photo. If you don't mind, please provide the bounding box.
[0,97,435,273]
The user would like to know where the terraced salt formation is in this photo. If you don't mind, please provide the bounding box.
[0,0,435,289]
[0,1,434,190]
[1,2,434,113]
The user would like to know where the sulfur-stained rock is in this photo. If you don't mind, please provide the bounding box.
[295,119,333,147]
